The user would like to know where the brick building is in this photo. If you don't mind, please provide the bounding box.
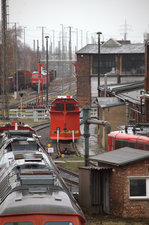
[95,97,126,149]
[98,81,145,124]
[83,147,149,218]
[76,39,145,107]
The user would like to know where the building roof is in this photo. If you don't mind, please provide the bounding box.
[77,41,145,55]
[117,89,144,104]
[99,81,145,104]
[89,147,149,166]
[99,81,144,93]
[102,38,122,47]
[96,97,124,108]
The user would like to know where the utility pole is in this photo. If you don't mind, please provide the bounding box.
[76,28,78,52]
[60,24,64,94]
[1,0,9,119]
[60,24,64,59]
[37,26,46,59]
[81,30,83,48]
[45,36,49,106]
[68,26,72,77]
[144,41,149,122]
[97,32,102,97]
[52,30,55,59]
[24,26,27,88]
[33,40,35,52]
[14,23,18,97]
[33,40,36,71]
[37,40,39,66]
[68,26,72,60]
[86,31,89,44]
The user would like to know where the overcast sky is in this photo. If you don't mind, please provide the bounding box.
[2,0,149,49]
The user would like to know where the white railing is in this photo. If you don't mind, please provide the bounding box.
[9,109,50,121]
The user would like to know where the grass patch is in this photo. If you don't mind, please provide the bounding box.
[55,155,85,172]
[56,161,84,172]
[55,155,84,162]
[94,125,98,135]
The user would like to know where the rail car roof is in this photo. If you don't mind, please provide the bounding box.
[0,190,80,215]
[0,125,37,136]
[0,161,82,217]
[108,130,149,142]
[7,130,34,137]
[0,149,54,169]
[52,96,78,104]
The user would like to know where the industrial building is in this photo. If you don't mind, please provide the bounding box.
[76,38,145,107]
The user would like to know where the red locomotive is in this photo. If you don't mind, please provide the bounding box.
[49,96,81,141]
[31,70,47,91]
[107,129,149,151]
[31,62,47,91]
[31,62,56,91]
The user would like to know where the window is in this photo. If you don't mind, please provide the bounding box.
[5,222,34,225]
[129,178,149,198]
[92,54,115,75]
[115,140,136,149]
[32,75,37,78]
[44,223,73,225]
[122,54,144,75]
[137,142,149,150]
[66,103,75,111]
[55,103,64,111]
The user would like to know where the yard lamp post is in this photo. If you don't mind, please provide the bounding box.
[97,32,102,97]
[45,35,49,107]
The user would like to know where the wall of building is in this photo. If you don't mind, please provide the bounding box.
[77,53,144,107]
[98,104,126,149]
[97,160,149,218]
[79,168,91,209]
[91,76,144,98]
[77,54,91,106]
[92,53,144,76]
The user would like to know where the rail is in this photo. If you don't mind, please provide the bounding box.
[57,166,79,192]
[32,122,50,132]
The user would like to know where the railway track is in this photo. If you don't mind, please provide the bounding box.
[32,123,81,157]
[57,165,79,193]
[56,142,81,157]
[31,123,80,193]
[33,122,50,132]
[8,77,77,109]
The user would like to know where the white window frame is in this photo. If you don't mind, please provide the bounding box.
[129,176,149,200]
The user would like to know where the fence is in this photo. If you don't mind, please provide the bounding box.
[9,108,50,121]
